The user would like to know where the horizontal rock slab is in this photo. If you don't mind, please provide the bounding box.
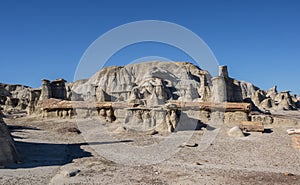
[239,121,264,132]
[40,99,251,113]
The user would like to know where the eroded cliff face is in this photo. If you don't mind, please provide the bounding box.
[70,62,271,109]
[251,86,299,111]
[0,83,31,114]
[72,61,213,103]
[1,61,299,118]
[62,62,259,131]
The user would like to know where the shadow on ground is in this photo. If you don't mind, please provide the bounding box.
[8,125,41,132]
[7,140,134,169]
[6,141,92,169]
[6,140,133,169]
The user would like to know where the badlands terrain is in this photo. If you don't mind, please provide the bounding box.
[1,61,300,184]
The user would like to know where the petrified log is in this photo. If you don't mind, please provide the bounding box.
[41,99,251,113]
[239,121,264,132]
[40,99,120,110]
[168,101,251,112]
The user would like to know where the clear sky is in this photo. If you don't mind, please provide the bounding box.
[0,0,299,94]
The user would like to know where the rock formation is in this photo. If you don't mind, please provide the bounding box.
[72,62,212,103]
[0,83,31,114]
[212,66,259,103]
[0,110,18,167]
[40,78,67,100]
[36,62,255,132]
[1,61,299,132]
[251,86,299,111]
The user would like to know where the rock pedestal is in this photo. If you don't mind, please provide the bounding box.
[219,65,229,78]
[40,79,52,100]
[211,76,227,103]
[51,78,67,100]
[40,79,67,100]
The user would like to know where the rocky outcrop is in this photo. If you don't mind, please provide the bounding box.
[27,89,41,115]
[250,86,299,111]
[212,66,259,103]
[66,79,88,101]
[26,79,68,116]
[2,61,299,132]
[0,110,18,167]
[71,62,262,106]
[0,83,31,114]
[26,62,298,130]
[72,62,212,104]
[40,79,67,101]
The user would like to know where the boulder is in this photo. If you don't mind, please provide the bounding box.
[227,126,245,137]
[0,111,18,166]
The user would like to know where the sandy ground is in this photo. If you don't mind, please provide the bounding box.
[1,112,300,185]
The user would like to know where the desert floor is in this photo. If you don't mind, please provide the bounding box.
[1,111,300,185]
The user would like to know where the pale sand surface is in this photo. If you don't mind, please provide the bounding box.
[1,112,300,185]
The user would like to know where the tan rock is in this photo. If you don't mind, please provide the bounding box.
[0,111,18,166]
[227,126,245,137]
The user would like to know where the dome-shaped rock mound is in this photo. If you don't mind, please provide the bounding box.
[72,61,212,103]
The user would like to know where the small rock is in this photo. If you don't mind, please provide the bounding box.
[287,128,300,135]
[114,126,127,133]
[195,162,202,165]
[67,127,81,134]
[186,143,198,147]
[284,172,295,176]
[58,127,81,134]
[64,169,81,177]
[150,130,159,135]
[227,126,245,137]
[179,143,198,148]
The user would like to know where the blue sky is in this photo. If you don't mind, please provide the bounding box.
[0,0,299,94]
